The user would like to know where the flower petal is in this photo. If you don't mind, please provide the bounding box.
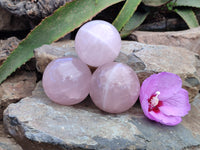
[139,72,188,126]
[140,72,182,101]
[149,111,182,126]
[159,89,191,117]
[140,94,150,117]
[140,73,160,101]
[139,74,159,116]
[156,72,182,100]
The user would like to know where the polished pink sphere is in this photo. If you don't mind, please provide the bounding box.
[90,62,140,113]
[42,57,92,105]
[75,20,121,67]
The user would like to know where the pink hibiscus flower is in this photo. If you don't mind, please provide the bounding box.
[140,72,191,126]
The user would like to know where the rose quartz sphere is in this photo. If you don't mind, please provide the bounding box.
[42,57,92,105]
[75,20,121,67]
[90,62,140,113]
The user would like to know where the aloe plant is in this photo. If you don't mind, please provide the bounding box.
[0,0,200,83]
[141,0,200,29]
[112,0,142,31]
[175,8,199,28]
[142,0,169,6]
[120,11,149,38]
[169,0,199,28]
[173,0,200,8]
[121,0,200,36]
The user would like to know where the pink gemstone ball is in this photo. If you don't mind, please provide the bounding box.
[75,20,121,67]
[90,62,140,113]
[42,57,92,105]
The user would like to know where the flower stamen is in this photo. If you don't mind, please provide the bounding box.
[150,91,160,107]
[148,91,162,113]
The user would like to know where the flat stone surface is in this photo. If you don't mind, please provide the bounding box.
[0,71,37,120]
[3,82,200,150]
[0,121,22,150]
[131,27,200,55]
[34,40,200,102]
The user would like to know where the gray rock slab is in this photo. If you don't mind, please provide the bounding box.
[3,82,200,150]
[34,40,200,102]
[0,121,22,150]
[131,27,200,55]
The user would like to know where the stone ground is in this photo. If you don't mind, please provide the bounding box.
[0,7,200,149]
[0,70,37,120]
[131,27,200,55]
[0,40,199,150]
[0,70,36,150]
[3,82,200,150]
[0,121,22,150]
[0,1,200,149]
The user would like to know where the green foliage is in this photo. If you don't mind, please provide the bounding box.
[120,11,149,38]
[173,0,200,8]
[175,8,199,28]
[166,1,175,11]
[142,0,170,6]
[112,0,142,31]
[0,0,123,84]
[167,0,200,28]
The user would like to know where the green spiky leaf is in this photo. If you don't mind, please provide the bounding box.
[120,11,149,38]
[175,8,199,28]
[173,0,200,8]
[113,0,142,31]
[142,0,170,6]
[0,0,123,84]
